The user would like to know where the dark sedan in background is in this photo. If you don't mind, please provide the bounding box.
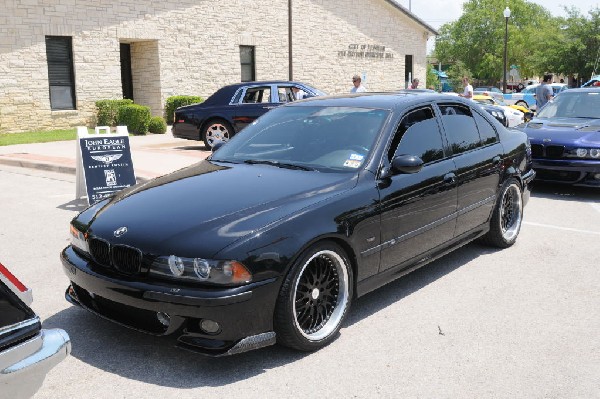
[519,87,600,186]
[62,92,534,356]
[172,81,325,148]
[1,261,71,397]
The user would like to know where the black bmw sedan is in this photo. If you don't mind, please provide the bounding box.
[172,81,325,148]
[62,92,535,356]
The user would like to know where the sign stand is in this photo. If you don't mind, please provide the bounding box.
[75,126,137,204]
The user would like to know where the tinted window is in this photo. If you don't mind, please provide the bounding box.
[439,103,481,155]
[390,106,444,164]
[242,87,272,103]
[473,111,498,145]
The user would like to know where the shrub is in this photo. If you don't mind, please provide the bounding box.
[117,104,151,135]
[164,95,204,124]
[95,99,134,126]
[148,116,167,134]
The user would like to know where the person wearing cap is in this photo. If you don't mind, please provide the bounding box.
[350,75,366,93]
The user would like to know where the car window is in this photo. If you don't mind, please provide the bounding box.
[438,103,481,155]
[388,106,444,164]
[538,91,600,119]
[213,106,389,172]
[473,111,499,145]
[276,86,295,103]
[242,87,272,104]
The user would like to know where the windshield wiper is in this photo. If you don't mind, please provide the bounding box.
[244,159,315,171]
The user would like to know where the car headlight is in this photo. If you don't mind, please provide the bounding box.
[70,224,89,254]
[566,148,600,159]
[150,256,252,285]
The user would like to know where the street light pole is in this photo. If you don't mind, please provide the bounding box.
[503,7,511,94]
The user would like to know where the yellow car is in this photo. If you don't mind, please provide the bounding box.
[473,94,534,124]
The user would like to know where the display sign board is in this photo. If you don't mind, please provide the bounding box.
[76,126,136,204]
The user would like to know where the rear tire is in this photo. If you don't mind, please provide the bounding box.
[274,241,353,352]
[202,119,232,148]
[481,178,523,248]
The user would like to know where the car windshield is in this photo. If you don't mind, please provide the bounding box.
[536,91,600,119]
[211,105,389,172]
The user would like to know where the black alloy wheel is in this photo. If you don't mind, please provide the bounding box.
[274,241,353,351]
[481,178,523,248]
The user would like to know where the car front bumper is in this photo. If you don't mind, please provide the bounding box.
[0,329,71,398]
[533,159,600,186]
[61,246,279,356]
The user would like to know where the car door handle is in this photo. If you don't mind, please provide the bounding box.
[443,173,456,185]
[263,106,276,110]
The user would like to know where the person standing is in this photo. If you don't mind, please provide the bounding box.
[408,78,420,89]
[458,77,473,99]
[350,75,366,93]
[535,74,553,111]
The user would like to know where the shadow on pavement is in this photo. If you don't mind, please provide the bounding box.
[57,198,89,212]
[43,241,495,388]
[530,181,600,201]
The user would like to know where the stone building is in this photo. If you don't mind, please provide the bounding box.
[0,0,437,133]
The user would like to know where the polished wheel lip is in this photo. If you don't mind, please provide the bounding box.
[292,250,349,341]
[206,123,230,147]
[500,183,523,241]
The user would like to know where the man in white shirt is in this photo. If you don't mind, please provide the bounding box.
[350,75,366,93]
[291,86,306,100]
[459,77,473,99]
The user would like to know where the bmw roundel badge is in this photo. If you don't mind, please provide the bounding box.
[114,226,128,237]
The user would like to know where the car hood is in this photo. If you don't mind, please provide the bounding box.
[524,117,600,144]
[80,160,356,257]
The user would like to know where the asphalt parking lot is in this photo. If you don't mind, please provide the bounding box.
[0,164,598,399]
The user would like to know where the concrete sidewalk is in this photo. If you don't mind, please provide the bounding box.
[0,130,211,181]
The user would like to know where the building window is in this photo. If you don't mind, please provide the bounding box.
[240,46,255,82]
[45,36,76,110]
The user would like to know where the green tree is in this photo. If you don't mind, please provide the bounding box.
[435,0,555,83]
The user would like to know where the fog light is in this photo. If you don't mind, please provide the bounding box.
[157,312,171,327]
[199,319,220,334]
[594,173,600,180]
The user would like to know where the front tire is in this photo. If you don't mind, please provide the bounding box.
[274,241,353,351]
[202,119,232,148]
[481,178,523,248]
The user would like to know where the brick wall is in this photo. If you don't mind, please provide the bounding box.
[0,0,431,133]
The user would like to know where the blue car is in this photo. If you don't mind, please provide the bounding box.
[518,87,600,186]
[504,83,568,111]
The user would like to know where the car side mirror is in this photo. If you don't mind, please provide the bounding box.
[212,141,226,152]
[391,154,424,174]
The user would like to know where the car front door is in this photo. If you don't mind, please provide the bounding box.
[436,103,502,236]
[378,105,458,272]
[232,85,278,131]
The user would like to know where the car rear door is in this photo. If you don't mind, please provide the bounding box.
[436,102,502,236]
[378,104,458,271]
[233,85,279,131]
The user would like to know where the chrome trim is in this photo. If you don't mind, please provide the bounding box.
[0,329,71,398]
[0,317,39,337]
[361,196,494,257]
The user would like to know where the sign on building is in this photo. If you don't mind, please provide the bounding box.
[76,126,136,204]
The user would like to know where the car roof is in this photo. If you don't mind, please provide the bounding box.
[288,92,474,109]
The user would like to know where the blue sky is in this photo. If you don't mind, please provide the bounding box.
[397,0,600,30]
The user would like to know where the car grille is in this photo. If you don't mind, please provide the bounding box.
[530,144,565,159]
[89,237,142,275]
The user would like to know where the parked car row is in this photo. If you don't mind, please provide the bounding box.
[503,83,569,111]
